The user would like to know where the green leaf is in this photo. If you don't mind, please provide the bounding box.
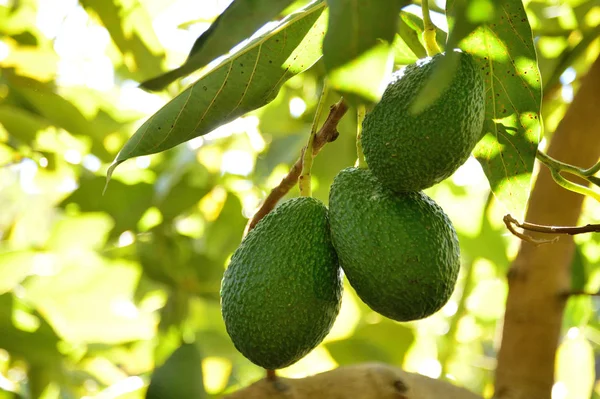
[60,177,153,237]
[79,0,164,81]
[107,2,326,180]
[571,245,587,292]
[146,343,206,399]
[325,319,414,365]
[141,0,298,90]
[24,259,154,343]
[447,0,542,219]
[323,0,405,104]
[0,105,49,145]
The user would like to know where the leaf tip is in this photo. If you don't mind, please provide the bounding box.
[103,160,122,195]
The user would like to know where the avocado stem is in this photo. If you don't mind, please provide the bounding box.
[355,105,367,169]
[421,0,442,56]
[266,369,277,381]
[299,81,329,197]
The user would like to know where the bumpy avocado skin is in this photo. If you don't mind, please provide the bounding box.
[329,168,460,321]
[361,50,485,192]
[220,197,342,370]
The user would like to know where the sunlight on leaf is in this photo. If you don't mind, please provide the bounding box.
[107,2,327,183]
[323,0,404,104]
[555,331,595,399]
[448,0,542,219]
[141,0,299,90]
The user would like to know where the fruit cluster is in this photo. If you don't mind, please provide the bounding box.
[221,50,485,370]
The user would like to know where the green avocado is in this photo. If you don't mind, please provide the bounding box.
[220,197,342,370]
[328,168,460,321]
[361,50,485,192]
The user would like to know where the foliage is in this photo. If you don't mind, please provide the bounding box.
[0,0,599,398]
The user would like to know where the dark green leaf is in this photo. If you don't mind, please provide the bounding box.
[571,245,587,292]
[447,0,542,219]
[323,0,405,103]
[80,0,164,81]
[107,3,326,180]
[0,294,63,368]
[141,0,298,90]
[146,343,206,399]
[61,176,154,237]
[0,105,49,146]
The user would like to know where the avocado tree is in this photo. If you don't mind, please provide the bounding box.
[0,0,599,398]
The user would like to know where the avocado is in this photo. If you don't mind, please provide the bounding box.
[361,50,485,192]
[220,197,342,370]
[328,167,460,321]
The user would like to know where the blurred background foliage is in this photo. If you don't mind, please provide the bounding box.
[0,0,599,398]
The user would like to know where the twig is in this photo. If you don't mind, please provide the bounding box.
[502,215,556,246]
[505,214,600,236]
[247,99,349,232]
[503,213,600,245]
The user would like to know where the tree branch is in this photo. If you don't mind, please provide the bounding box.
[222,363,482,399]
[247,99,349,232]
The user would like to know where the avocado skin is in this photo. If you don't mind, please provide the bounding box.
[361,50,485,192]
[328,168,460,321]
[221,197,342,370]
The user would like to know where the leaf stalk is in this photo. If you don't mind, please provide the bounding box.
[299,82,330,197]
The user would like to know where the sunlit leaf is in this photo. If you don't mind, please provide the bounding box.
[80,0,164,81]
[6,74,113,161]
[447,0,542,219]
[24,258,154,343]
[323,0,406,104]
[146,343,206,399]
[556,334,595,399]
[46,214,113,252]
[142,0,298,90]
[0,250,35,294]
[107,2,327,180]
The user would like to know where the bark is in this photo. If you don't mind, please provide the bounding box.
[494,55,600,399]
[222,363,482,399]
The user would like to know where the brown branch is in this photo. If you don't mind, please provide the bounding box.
[504,214,600,236]
[502,215,556,246]
[246,99,349,232]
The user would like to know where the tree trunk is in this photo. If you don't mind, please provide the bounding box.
[494,55,600,399]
